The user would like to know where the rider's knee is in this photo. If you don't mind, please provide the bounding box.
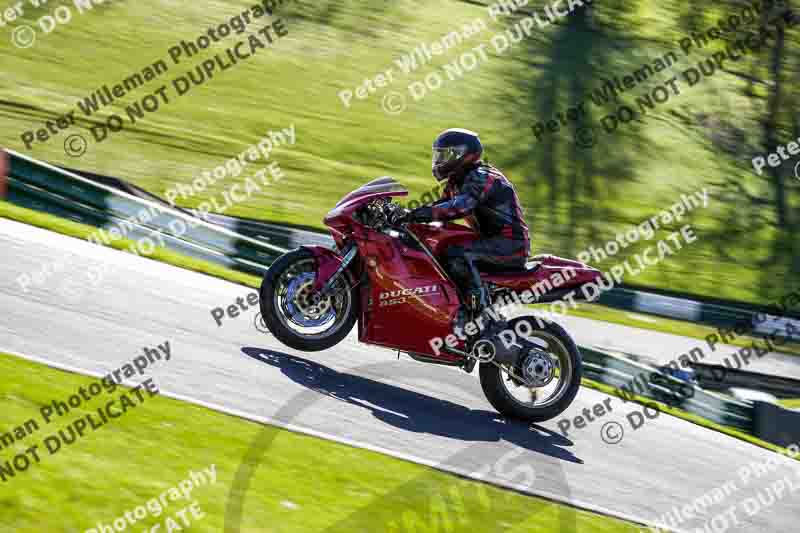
[446,245,467,261]
[447,259,471,281]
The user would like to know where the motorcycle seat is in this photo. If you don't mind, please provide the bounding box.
[478,260,541,276]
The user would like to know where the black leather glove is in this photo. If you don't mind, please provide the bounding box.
[390,208,411,226]
[408,206,434,223]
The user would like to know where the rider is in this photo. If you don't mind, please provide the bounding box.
[406,128,530,322]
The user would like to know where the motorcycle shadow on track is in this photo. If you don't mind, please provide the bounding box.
[241,347,582,465]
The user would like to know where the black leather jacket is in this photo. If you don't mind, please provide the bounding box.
[417,164,530,245]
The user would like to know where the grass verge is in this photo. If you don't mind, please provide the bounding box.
[0,352,644,533]
[778,398,800,409]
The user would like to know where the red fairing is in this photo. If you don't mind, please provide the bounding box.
[304,246,343,291]
[481,255,602,294]
[323,177,407,233]
[355,227,463,360]
[312,177,600,362]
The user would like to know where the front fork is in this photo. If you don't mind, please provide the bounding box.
[309,243,358,301]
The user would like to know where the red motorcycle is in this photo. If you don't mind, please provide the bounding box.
[260,177,602,422]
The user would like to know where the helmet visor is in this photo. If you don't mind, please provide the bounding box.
[432,145,467,169]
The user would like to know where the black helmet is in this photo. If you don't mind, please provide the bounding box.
[431,128,482,182]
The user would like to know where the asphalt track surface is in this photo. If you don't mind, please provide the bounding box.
[2,218,800,532]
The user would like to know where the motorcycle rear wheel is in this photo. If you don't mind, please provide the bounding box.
[478,317,582,422]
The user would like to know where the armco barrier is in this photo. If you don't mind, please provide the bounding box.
[8,176,265,274]
[61,165,335,252]
[583,347,800,446]
[5,150,288,276]
[597,287,797,331]
[581,347,754,432]
[752,401,800,448]
[616,284,800,329]
[191,212,335,251]
[0,150,7,199]
[691,362,800,399]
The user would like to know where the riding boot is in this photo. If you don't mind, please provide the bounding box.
[453,286,485,339]
[467,286,490,313]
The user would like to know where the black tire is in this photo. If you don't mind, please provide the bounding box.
[259,248,359,352]
[478,318,582,422]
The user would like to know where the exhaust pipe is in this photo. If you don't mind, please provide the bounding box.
[446,337,523,367]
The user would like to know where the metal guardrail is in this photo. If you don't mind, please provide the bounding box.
[60,165,334,252]
[582,346,800,447]
[581,347,754,432]
[8,177,269,274]
[691,362,800,399]
[5,150,288,277]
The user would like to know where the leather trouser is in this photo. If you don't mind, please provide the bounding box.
[444,237,528,310]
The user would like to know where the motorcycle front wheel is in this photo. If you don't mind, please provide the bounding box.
[259,248,359,351]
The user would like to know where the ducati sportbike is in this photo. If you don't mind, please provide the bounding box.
[260,177,602,422]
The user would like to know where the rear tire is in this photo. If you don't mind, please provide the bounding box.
[259,248,359,352]
[478,319,582,422]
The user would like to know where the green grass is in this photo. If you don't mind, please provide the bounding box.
[778,398,800,409]
[1,0,797,304]
[0,352,644,533]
